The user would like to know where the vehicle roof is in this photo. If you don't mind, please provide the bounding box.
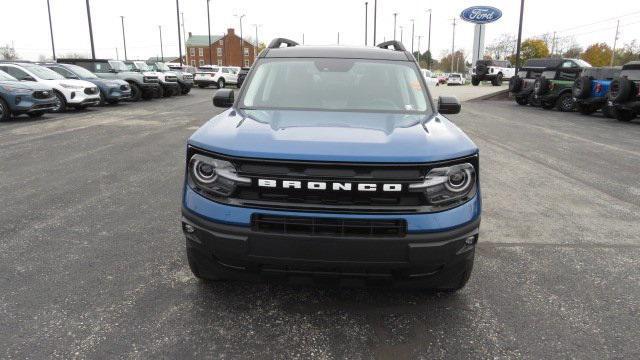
[581,66,621,79]
[261,46,411,61]
[524,58,565,68]
[622,61,640,70]
[57,58,113,62]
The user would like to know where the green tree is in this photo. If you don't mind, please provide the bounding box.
[580,43,613,67]
[438,50,467,73]
[516,39,550,66]
[562,45,583,59]
[613,40,640,66]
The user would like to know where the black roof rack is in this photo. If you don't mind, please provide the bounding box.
[376,40,406,51]
[268,38,299,49]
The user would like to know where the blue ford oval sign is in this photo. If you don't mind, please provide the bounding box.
[460,6,502,24]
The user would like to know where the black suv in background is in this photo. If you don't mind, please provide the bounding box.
[608,61,640,122]
[236,67,250,88]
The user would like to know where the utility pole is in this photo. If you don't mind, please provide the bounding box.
[181,12,187,62]
[611,20,620,66]
[364,2,368,46]
[427,9,432,70]
[159,26,164,62]
[85,0,95,59]
[302,33,305,45]
[46,0,56,60]
[410,19,415,54]
[393,13,398,41]
[399,26,403,43]
[417,35,422,63]
[120,16,127,60]
[450,18,456,73]
[207,0,213,65]
[115,47,119,60]
[373,0,377,45]
[514,0,525,72]
[337,32,340,45]
[253,24,260,58]
[176,0,183,65]
[235,14,246,67]
[551,31,556,56]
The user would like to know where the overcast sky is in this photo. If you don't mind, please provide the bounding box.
[2,0,639,61]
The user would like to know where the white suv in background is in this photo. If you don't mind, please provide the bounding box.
[421,69,439,87]
[471,59,515,86]
[194,65,238,89]
[0,62,100,112]
[447,73,466,86]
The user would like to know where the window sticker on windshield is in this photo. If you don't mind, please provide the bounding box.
[410,81,423,91]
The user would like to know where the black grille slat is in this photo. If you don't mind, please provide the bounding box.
[252,215,406,238]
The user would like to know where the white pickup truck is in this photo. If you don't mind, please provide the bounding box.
[193,66,238,89]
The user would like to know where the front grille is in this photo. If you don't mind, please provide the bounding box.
[183,74,193,80]
[252,214,406,237]
[84,87,98,95]
[32,90,52,99]
[166,76,178,82]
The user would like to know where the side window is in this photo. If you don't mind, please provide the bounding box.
[198,48,204,56]
[217,48,222,56]
[190,60,195,67]
[3,66,30,80]
[558,71,578,81]
[244,59,250,67]
[199,60,204,66]
[243,48,249,56]
[561,61,576,68]
[190,48,195,56]
[222,68,230,74]
[93,62,111,73]
[49,66,76,78]
[217,59,222,66]
[219,40,223,45]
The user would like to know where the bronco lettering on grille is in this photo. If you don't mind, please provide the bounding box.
[257,179,402,192]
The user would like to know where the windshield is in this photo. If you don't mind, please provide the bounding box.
[22,64,65,80]
[133,62,152,71]
[154,62,170,71]
[108,60,128,72]
[449,74,461,78]
[241,58,430,113]
[621,70,640,81]
[0,70,17,81]
[65,64,97,79]
[573,59,592,68]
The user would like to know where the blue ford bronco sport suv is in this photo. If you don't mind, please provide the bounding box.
[572,67,620,117]
[182,39,480,291]
[0,69,56,120]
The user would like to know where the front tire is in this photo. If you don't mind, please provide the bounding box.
[0,98,12,121]
[515,96,529,106]
[615,109,636,122]
[51,91,67,113]
[129,83,142,102]
[491,73,503,86]
[556,93,575,112]
[471,76,480,86]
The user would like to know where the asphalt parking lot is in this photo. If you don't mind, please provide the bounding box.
[1,88,639,358]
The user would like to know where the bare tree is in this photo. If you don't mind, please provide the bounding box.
[61,52,87,59]
[0,44,18,60]
[485,33,516,60]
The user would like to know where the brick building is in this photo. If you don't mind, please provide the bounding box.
[184,28,256,68]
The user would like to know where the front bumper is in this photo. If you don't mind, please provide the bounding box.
[161,81,180,91]
[61,88,100,105]
[194,79,217,86]
[105,85,132,101]
[610,100,640,112]
[139,82,161,96]
[182,186,480,285]
[11,96,57,114]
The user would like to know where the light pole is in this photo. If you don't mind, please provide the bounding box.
[373,0,377,45]
[120,16,127,61]
[514,0,525,72]
[337,32,340,45]
[399,26,404,43]
[85,0,95,59]
[159,26,164,62]
[252,24,261,59]
[235,14,246,67]
[451,18,457,73]
[393,13,398,41]
[427,9,432,69]
[176,0,183,66]
[46,0,56,59]
[181,12,187,63]
[417,35,422,63]
[364,2,368,46]
[410,19,415,54]
[207,0,213,65]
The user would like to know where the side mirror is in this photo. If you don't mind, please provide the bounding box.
[437,96,461,114]
[213,89,234,108]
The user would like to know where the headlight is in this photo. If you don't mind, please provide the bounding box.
[409,163,476,205]
[188,154,250,197]
[60,83,82,89]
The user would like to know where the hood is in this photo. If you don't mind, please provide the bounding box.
[51,78,96,88]
[142,71,161,77]
[0,80,51,91]
[188,109,478,163]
